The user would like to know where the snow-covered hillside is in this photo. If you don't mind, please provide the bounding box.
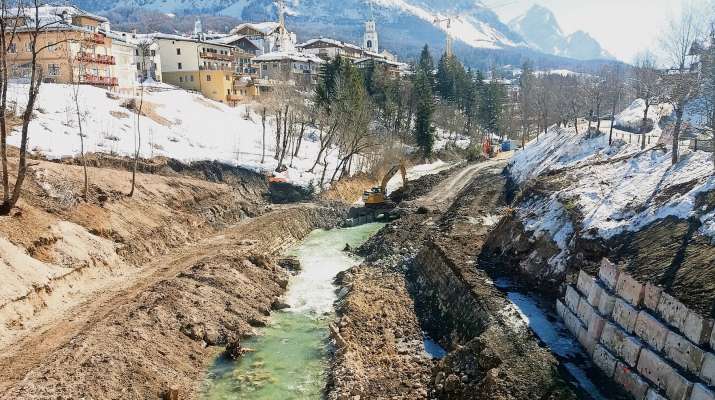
[509,123,715,272]
[7,83,343,188]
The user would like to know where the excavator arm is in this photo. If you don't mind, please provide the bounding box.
[380,162,407,193]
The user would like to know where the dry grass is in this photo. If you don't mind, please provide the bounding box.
[320,174,376,204]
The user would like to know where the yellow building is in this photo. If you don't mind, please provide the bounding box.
[154,34,241,104]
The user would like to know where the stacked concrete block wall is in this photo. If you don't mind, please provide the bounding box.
[556,259,715,400]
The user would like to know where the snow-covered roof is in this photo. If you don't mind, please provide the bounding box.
[11,5,108,24]
[354,56,408,70]
[150,33,235,48]
[297,38,363,52]
[209,34,247,45]
[254,51,324,64]
[231,22,280,36]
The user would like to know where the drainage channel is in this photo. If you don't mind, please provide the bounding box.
[495,278,610,400]
[202,222,386,400]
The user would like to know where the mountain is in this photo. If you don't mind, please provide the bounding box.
[509,5,614,61]
[73,0,618,70]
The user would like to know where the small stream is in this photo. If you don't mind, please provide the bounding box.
[202,223,385,400]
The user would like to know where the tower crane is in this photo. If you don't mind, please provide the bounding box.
[433,16,453,57]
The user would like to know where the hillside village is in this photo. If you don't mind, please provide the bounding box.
[0,1,714,400]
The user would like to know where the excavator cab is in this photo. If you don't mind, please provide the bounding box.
[363,162,407,208]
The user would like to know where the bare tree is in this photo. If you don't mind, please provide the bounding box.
[128,80,144,197]
[0,1,65,214]
[660,4,705,164]
[70,54,89,202]
[605,65,626,145]
[261,107,266,164]
[519,61,535,147]
[631,52,662,149]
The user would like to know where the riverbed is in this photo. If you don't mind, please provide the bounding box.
[203,223,385,400]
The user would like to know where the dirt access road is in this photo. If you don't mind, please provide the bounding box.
[422,157,510,208]
[0,204,342,399]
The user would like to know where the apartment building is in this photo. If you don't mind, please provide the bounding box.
[297,38,365,61]
[109,34,138,94]
[5,6,135,91]
[253,51,323,90]
[155,34,238,104]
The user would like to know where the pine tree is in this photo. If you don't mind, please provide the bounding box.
[418,44,434,76]
[413,70,435,160]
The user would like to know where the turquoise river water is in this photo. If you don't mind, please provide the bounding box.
[202,223,386,400]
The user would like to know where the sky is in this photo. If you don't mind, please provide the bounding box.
[484,0,696,62]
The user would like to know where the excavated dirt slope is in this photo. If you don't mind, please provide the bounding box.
[0,156,350,398]
[328,160,579,400]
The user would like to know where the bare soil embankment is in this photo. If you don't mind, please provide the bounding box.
[0,155,349,398]
[328,160,578,399]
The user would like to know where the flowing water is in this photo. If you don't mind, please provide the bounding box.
[203,223,385,400]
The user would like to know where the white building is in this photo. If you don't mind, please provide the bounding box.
[116,31,163,83]
[109,34,138,94]
[363,17,379,53]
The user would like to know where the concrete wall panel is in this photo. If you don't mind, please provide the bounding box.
[601,321,643,367]
[594,344,618,378]
[577,297,596,327]
[613,298,639,333]
[657,293,689,333]
[635,311,670,352]
[691,384,715,400]
[617,272,646,307]
[599,258,621,291]
[578,270,596,298]
[588,281,605,309]
[598,289,617,316]
[614,362,650,400]
[578,324,598,355]
[645,283,663,312]
[565,285,581,314]
[588,311,607,342]
[665,331,707,374]
[638,348,694,400]
[646,389,667,400]
[683,312,714,346]
[700,352,715,387]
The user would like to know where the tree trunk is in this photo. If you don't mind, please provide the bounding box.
[276,106,290,172]
[672,107,684,165]
[609,98,618,145]
[261,108,266,164]
[293,121,305,157]
[129,85,144,197]
[74,94,88,202]
[641,102,650,150]
[274,111,282,160]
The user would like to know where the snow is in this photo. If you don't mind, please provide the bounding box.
[614,99,672,135]
[509,112,715,259]
[6,83,349,189]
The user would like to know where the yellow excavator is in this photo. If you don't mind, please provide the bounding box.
[363,162,407,208]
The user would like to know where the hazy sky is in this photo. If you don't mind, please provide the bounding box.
[484,0,695,62]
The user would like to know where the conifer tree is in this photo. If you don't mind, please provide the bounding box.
[413,70,435,159]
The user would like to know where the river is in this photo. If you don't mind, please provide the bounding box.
[202,222,385,400]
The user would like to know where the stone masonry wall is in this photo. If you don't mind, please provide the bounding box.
[557,259,715,400]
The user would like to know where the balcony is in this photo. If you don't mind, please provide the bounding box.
[81,74,118,86]
[76,52,115,65]
[200,52,233,62]
[227,94,242,102]
[199,64,233,71]
[88,33,105,45]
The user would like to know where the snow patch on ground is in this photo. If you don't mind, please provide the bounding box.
[509,112,715,255]
[614,99,672,135]
[7,83,347,189]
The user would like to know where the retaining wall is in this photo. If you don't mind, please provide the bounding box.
[557,259,715,400]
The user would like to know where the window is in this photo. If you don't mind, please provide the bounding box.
[177,62,182,70]
[225,75,230,81]
[48,64,60,76]
[206,75,211,81]
[189,75,194,82]
[7,43,16,53]
[262,64,267,71]
[150,50,156,56]
[176,48,181,55]
[135,49,139,56]
[179,76,183,83]
[24,42,32,52]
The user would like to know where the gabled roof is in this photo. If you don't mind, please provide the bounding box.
[297,38,363,53]
[231,22,280,36]
[253,51,324,64]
